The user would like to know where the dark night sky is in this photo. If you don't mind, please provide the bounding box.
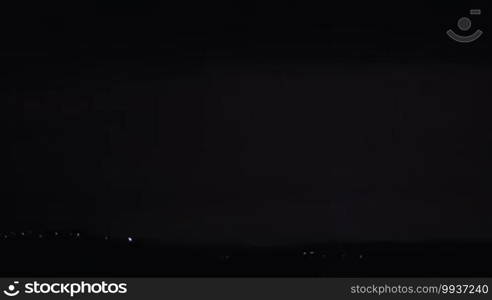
[4,1,492,245]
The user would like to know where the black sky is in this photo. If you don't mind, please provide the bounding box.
[4,1,492,245]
